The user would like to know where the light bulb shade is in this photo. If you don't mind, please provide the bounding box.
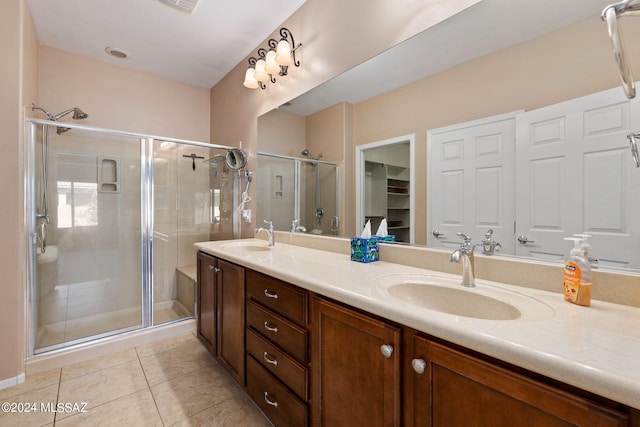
[265,50,280,75]
[243,67,259,89]
[254,59,269,82]
[276,39,293,66]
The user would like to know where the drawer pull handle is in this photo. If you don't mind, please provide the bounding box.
[412,358,426,374]
[264,289,278,299]
[264,321,279,333]
[263,351,278,366]
[264,392,279,408]
[380,344,394,359]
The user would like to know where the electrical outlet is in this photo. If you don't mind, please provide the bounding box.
[242,209,251,222]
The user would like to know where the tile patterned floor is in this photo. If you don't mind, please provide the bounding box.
[0,333,273,426]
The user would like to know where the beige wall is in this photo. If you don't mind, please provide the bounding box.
[351,15,640,244]
[0,1,212,385]
[38,46,210,142]
[257,109,306,156]
[210,0,481,236]
[0,0,38,385]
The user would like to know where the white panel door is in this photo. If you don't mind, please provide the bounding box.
[428,114,516,252]
[516,86,640,269]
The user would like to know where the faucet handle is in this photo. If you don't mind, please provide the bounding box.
[457,232,472,243]
[264,219,273,229]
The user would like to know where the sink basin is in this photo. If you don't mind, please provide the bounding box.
[220,241,272,252]
[387,282,520,320]
[376,274,553,321]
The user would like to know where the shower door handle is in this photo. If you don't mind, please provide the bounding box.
[37,220,47,253]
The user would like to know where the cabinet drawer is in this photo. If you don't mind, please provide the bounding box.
[247,270,307,324]
[246,355,308,427]
[246,328,308,400]
[247,300,308,363]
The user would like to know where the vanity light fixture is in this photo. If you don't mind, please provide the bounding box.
[243,27,301,90]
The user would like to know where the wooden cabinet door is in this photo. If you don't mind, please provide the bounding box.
[311,297,401,427]
[411,335,629,427]
[217,258,245,385]
[196,251,217,354]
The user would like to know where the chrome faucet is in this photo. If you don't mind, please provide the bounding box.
[480,229,501,256]
[450,233,475,287]
[256,220,275,246]
[291,219,307,233]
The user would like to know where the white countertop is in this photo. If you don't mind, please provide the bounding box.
[195,238,640,410]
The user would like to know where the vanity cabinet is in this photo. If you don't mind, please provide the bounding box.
[408,334,631,427]
[216,258,245,385]
[196,252,245,385]
[311,296,402,427]
[196,251,217,353]
[245,270,310,427]
[197,252,638,427]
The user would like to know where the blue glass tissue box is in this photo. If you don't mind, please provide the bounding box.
[350,237,379,263]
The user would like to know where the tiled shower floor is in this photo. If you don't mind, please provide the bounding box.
[0,333,272,426]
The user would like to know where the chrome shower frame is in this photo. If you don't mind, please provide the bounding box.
[25,118,239,357]
[257,151,340,234]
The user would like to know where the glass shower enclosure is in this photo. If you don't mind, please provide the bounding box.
[256,153,339,234]
[25,120,236,355]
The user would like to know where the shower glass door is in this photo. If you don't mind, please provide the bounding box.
[152,142,234,325]
[257,153,339,235]
[29,123,144,352]
[300,161,339,235]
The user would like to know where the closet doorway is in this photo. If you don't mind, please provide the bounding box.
[355,135,415,244]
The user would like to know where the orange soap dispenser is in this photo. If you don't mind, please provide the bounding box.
[563,237,591,306]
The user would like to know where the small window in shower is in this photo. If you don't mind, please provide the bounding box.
[57,181,98,228]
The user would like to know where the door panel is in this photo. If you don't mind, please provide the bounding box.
[428,114,516,252]
[516,87,640,268]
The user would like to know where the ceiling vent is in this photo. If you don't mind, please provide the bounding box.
[157,0,200,14]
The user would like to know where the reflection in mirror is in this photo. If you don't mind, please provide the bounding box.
[256,2,640,274]
[225,148,247,170]
[357,136,414,244]
[256,153,339,235]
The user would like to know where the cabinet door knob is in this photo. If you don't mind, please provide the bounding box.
[208,265,220,273]
[264,392,279,408]
[412,358,426,374]
[263,321,279,333]
[380,344,394,358]
[263,351,278,366]
[264,289,279,299]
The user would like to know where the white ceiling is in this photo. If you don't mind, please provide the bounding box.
[26,0,618,106]
[27,0,307,88]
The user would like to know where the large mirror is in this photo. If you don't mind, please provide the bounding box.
[257,0,640,273]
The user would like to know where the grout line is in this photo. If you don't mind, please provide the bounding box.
[137,345,166,426]
[52,367,62,425]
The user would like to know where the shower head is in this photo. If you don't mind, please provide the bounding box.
[301,148,323,160]
[31,104,89,122]
[53,107,89,121]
